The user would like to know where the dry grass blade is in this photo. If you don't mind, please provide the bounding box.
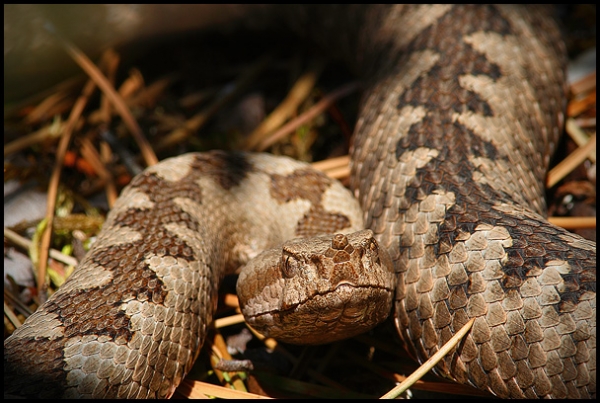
[380,318,476,399]
[569,71,596,96]
[128,74,177,108]
[37,77,97,299]
[254,81,361,152]
[46,25,157,166]
[346,348,487,396]
[214,313,246,328]
[4,228,79,268]
[567,89,596,118]
[4,301,23,330]
[178,380,272,399]
[312,155,351,180]
[23,92,71,125]
[546,133,596,188]
[78,138,118,207]
[566,118,596,162]
[4,122,62,157]
[548,216,596,229]
[4,289,34,319]
[244,62,323,150]
[156,56,271,151]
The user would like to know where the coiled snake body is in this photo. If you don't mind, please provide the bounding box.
[4,5,596,399]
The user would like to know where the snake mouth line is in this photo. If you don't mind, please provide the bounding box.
[247,283,395,319]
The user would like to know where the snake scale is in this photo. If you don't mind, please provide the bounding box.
[4,5,596,399]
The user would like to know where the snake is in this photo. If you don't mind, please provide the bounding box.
[3,4,596,399]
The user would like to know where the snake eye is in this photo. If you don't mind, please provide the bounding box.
[282,254,299,278]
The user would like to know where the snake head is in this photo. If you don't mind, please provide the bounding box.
[237,229,396,345]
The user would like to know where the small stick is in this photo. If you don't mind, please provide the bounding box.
[380,318,476,399]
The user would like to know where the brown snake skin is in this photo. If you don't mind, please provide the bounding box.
[4,5,596,399]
